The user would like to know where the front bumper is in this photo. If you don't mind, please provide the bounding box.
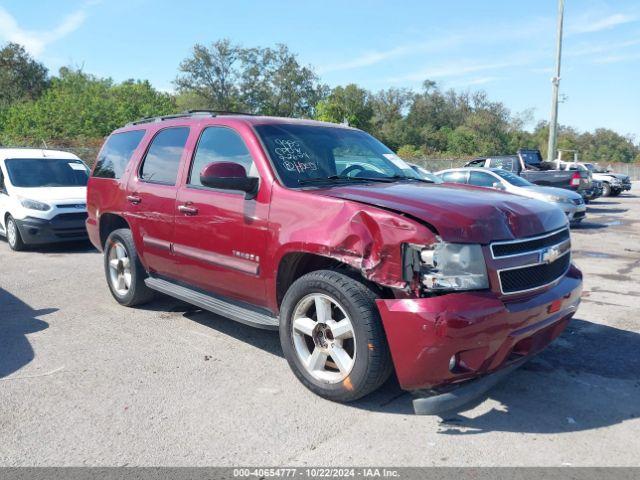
[15,213,88,245]
[376,265,582,411]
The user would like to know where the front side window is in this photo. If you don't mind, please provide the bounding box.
[93,130,145,179]
[139,127,190,185]
[188,127,255,187]
[5,159,89,188]
[254,124,420,188]
[468,171,498,188]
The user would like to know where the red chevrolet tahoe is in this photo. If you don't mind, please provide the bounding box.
[86,111,582,414]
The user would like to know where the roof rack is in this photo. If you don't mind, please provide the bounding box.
[126,110,255,127]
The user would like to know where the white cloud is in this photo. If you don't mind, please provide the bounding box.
[317,35,465,74]
[0,3,93,57]
[592,51,640,64]
[387,58,527,84]
[568,12,638,35]
[446,76,500,88]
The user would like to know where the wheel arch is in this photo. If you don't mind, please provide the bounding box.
[99,213,130,248]
[275,251,390,309]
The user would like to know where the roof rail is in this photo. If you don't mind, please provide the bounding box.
[126,110,256,127]
[185,109,256,116]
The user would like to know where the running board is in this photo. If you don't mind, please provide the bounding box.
[144,277,279,330]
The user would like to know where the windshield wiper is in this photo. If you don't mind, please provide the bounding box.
[298,175,371,185]
[358,175,434,184]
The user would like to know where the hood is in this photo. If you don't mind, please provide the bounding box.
[607,173,629,181]
[311,182,567,244]
[11,186,87,204]
[520,185,582,200]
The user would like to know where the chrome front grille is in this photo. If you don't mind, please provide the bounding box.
[491,228,570,258]
[491,228,572,294]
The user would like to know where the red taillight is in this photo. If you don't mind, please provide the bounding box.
[570,172,581,187]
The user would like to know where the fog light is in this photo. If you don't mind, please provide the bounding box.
[448,354,458,372]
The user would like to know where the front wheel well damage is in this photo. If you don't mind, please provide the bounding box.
[276,252,391,307]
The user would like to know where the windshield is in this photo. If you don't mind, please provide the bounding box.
[254,124,421,187]
[5,158,89,188]
[492,169,534,187]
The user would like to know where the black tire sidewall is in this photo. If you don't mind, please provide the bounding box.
[104,228,150,306]
[280,270,390,402]
[6,216,24,251]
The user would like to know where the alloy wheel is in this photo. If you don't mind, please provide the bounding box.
[107,240,132,296]
[7,219,17,247]
[291,293,356,383]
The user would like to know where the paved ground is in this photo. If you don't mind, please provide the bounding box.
[1,187,639,467]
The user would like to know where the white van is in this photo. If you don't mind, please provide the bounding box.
[0,148,90,251]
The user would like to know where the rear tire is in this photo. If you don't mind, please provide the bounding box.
[280,270,393,403]
[6,215,26,251]
[104,228,154,306]
[602,182,611,197]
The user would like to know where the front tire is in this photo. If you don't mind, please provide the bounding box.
[6,215,26,251]
[280,270,393,403]
[602,182,611,197]
[104,228,154,306]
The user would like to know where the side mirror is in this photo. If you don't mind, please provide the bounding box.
[492,182,505,190]
[200,162,259,199]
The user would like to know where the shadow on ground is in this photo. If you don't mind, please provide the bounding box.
[0,238,97,255]
[0,288,55,378]
[586,207,629,214]
[163,301,640,433]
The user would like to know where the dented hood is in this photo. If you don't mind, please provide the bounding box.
[312,182,567,243]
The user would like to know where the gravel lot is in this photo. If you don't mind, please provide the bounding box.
[1,187,639,467]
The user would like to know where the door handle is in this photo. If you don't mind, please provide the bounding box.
[127,194,142,205]
[178,204,198,215]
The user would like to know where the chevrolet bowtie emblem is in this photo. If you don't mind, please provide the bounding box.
[540,245,561,264]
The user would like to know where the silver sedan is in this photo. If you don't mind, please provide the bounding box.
[436,167,587,226]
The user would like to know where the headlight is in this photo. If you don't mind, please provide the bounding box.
[420,242,489,291]
[20,198,51,211]
[543,194,567,203]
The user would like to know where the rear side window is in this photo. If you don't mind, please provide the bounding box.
[442,171,467,184]
[139,127,190,185]
[188,127,255,187]
[468,171,497,187]
[93,130,145,179]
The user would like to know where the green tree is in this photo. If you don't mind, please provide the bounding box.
[2,68,175,142]
[0,43,49,110]
[175,40,325,116]
[315,84,373,129]
[175,39,243,111]
[240,44,326,117]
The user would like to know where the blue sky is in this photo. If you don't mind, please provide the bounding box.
[1,0,639,138]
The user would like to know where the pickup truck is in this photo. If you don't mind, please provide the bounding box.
[560,161,631,197]
[465,149,593,200]
[86,112,582,414]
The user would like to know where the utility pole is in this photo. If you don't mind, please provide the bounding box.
[547,0,565,163]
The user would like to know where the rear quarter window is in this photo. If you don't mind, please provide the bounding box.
[93,130,146,179]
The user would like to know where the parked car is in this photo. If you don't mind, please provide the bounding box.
[86,112,582,414]
[465,149,593,200]
[0,148,90,251]
[436,167,587,226]
[409,164,444,183]
[561,162,631,197]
